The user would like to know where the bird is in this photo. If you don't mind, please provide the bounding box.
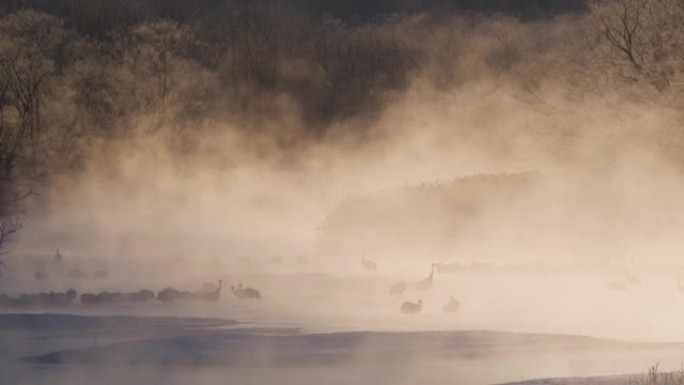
[400,300,422,314]
[80,289,155,305]
[66,289,77,300]
[231,283,260,299]
[96,291,124,304]
[80,292,99,305]
[241,286,260,299]
[390,282,408,295]
[18,293,51,308]
[231,284,245,299]
[195,280,222,302]
[50,289,78,306]
[93,270,109,279]
[416,263,436,290]
[361,255,378,271]
[157,287,183,302]
[0,294,18,308]
[442,296,460,313]
[34,270,49,281]
[124,290,155,302]
[4,290,78,308]
[67,268,89,280]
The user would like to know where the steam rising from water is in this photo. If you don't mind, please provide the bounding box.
[2,80,684,343]
[3,5,684,349]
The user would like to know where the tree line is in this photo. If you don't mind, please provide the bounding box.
[0,0,682,255]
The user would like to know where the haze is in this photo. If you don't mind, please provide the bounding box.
[1,1,684,384]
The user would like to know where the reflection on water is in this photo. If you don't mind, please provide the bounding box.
[3,344,684,385]
[3,270,684,385]
[2,321,684,385]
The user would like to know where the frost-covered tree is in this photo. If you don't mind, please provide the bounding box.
[590,0,684,93]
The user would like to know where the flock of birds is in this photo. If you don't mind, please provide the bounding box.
[0,279,262,309]
[10,249,684,316]
[0,249,266,309]
[2,249,456,316]
[362,256,461,315]
[364,256,684,315]
[0,289,79,308]
[1,248,268,310]
[33,249,109,282]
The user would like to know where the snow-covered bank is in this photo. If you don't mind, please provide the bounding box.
[498,372,676,385]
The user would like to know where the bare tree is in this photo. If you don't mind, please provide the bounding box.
[0,11,63,177]
[0,11,62,273]
[0,190,26,276]
[601,0,648,75]
[590,0,684,92]
[127,20,196,109]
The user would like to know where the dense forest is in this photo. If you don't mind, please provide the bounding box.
[0,0,588,26]
[0,0,684,258]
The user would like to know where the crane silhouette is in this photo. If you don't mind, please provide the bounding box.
[400,300,422,314]
[416,263,436,290]
[361,255,378,271]
[442,296,460,313]
[390,281,407,295]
